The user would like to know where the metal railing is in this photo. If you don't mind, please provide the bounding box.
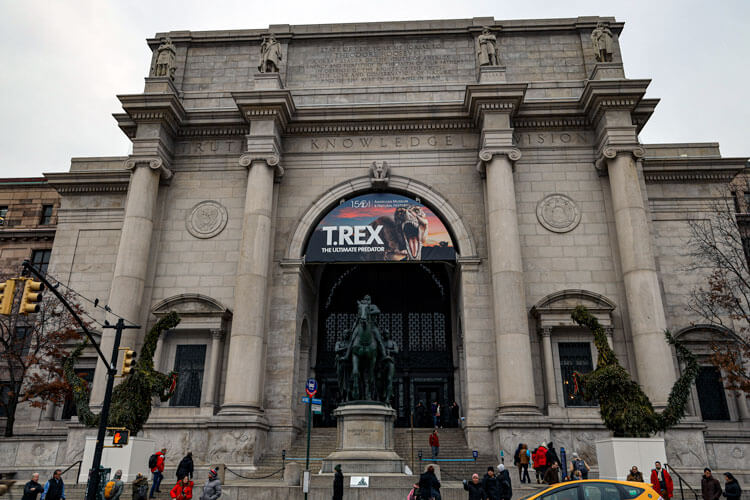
[664,463,701,500]
[60,460,83,484]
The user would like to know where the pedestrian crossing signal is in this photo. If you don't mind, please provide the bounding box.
[112,430,129,446]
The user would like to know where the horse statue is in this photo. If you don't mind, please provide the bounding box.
[347,295,385,400]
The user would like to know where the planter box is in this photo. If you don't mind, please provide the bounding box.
[78,437,155,483]
[595,437,666,481]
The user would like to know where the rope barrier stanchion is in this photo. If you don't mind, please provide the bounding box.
[224,466,284,480]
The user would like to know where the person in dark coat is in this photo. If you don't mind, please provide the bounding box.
[23,473,43,500]
[543,463,561,485]
[419,465,441,500]
[482,467,502,500]
[463,474,486,500]
[41,470,64,500]
[415,402,427,428]
[450,402,460,428]
[176,452,194,480]
[545,442,561,467]
[497,465,512,500]
[132,474,149,500]
[701,469,722,500]
[332,464,344,500]
[722,472,742,500]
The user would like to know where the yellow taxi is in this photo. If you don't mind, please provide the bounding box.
[518,480,662,500]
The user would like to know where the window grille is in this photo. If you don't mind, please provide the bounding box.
[558,342,594,407]
[170,344,207,407]
[696,366,730,420]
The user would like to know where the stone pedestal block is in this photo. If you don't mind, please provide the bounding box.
[479,66,507,83]
[78,436,155,483]
[321,404,405,473]
[595,437,666,481]
[589,63,625,80]
[253,72,284,89]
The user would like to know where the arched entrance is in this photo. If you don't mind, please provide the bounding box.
[288,180,475,428]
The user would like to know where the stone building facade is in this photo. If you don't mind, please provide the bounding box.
[2,17,749,479]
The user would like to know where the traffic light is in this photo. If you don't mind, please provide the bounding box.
[0,280,17,315]
[112,429,129,446]
[121,349,136,375]
[19,279,44,315]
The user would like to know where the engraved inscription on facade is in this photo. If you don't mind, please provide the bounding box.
[176,140,243,156]
[286,37,475,87]
[513,132,593,147]
[285,133,479,153]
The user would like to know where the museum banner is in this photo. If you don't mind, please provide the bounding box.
[305,193,455,262]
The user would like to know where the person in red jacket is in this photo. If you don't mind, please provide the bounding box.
[150,449,166,499]
[651,461,674,499]
[533,443,548,484]
[429,429,440,459]
[170,476,193,500]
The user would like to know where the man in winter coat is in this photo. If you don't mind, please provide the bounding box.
[546,443,561,468]
[419,465,441,500]
[22,473,43,500]
[150,449,166,499]
[463,474,485,500]
[651,462,673,499]
[701,469,722,500]
[199,469,221,500]
[332,464,343,500]
[429,429,440,459]
[543,463,561,485]
[627,466,644,482]
[41,470,64,500]
[132,474,149,500]
[497,465,512,500]
[176,453,194,480]
[482,467,502,500]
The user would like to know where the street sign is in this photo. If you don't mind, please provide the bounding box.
[312,403,322,414]
[305,378,317,397]
[302,397,322,404]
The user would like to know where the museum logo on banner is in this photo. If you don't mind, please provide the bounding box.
[305,193,455,263]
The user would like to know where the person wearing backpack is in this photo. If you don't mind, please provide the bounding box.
[568,453,590,480]
[199,469,221,500]
[104,470,124,500]
[149,448,166,499]
[518,444,531,484]
[170,476,193,500]
[133,474,149,500]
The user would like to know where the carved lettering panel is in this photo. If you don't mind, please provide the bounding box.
[285,133,478,153]
[286,36,476,87]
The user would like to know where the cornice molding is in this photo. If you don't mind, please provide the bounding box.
[232,90,296,132]
[45,171,131,195]
[117,92,187,137]
[642,157,746,184]
[0,228,56,242]
[580,79,650,125]
[463,83,527,126]
[286,119,473,135]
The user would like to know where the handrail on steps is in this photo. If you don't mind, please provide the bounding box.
[664,463,701,500]
[60,461,83,484]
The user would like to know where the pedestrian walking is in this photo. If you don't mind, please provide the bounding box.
[41,470,65,500]
[132,474,149,500]
[419,465,441,500]
[532,444,548,484]
[627,466,644,482]
[701,469,722,500]
[22,473,43,500]
[543,463,560,485]
[150,448,166,499]
[429,429,440,459]
[545,442,561,468]
[199,469,221,500]
[176,453,194,480]
[170,476,193,500]
[482,467,501,500]
[517,444,531,484]
[415,402,427,427]
[497,464,512,500]
[722,472,742,500]
[104,470,124,500]
[463,473,485,500]
[650,462,673,499]
[450,401,460,428]
[568,453,590,480]
[332,464,344,500]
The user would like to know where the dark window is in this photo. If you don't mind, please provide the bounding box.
[15,326,31,355]
[40,205,54,225]
[0,381,21,418]
[744,193,750,214]
[542,485,581,500]
[0,206,7,225]
[559,342,595,407]
[581,483,627,500]
[696,366,730,421]
[62,368,95,420]
[732,192,741,213]
[170,344,206,407]
[30,249,51,274]
[742,236,750,270]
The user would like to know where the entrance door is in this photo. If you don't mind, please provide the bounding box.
[414,384,442,428]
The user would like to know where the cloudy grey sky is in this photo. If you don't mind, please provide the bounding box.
[1,0,748,178]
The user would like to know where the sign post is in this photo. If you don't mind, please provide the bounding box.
[304,378,317,500]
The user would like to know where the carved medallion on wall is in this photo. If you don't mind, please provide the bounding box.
[186,201,228,239]
[536,194,581,233]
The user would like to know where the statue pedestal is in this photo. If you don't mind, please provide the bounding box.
[321,403,405,473]
[478,65,507,83]
[589,62,625,80]
[253,72,284,89]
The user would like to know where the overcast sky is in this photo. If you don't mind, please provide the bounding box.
[1,0,748,178]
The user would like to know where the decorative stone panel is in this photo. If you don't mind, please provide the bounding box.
[186,200,228,239]
[536,193,581,233]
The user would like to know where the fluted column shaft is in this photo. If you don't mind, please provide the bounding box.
[606,151,675,405]
[90,160,168,406]
[540,328,559,410]
[203,329,224,408]
[221,158,276,413]
[484,151,538,413]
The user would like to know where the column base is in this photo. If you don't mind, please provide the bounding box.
[217,405,270,427]
[496,403,542,416]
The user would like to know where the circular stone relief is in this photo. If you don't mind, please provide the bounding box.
[536,193,581,233]
[186,200,228,239]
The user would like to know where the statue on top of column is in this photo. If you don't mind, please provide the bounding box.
[591,22,614,62]
[258,34,282,73]
[477,27,500,67]
[152,37,177,80]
